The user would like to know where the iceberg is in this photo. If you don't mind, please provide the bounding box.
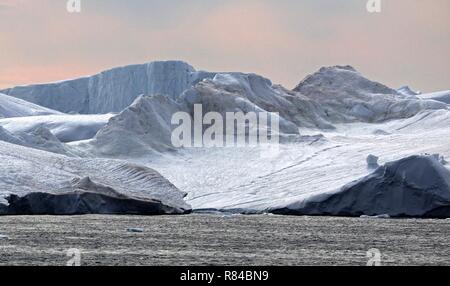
[0,140,191,214]
[0,61,213,114]
[272,155,450,218]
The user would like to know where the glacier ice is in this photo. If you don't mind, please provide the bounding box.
[397,86,421,97]
[272,155,450,218]
[418,90,450,105]
[5,177,186,216]
[0,125,73,155]
[1,61,450,217]
[0,114,114,143]
[0,92,61,118]
[293,66,447,123]
[82,94,185,157]
[0,61,214,114]
[0,140,191,213]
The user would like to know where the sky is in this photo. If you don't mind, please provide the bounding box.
[0,0,449,92]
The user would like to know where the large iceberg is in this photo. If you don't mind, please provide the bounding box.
[4,176,185,216]
[1,60,450,218]
[294,66,447,123]
[272,155,450,218]
[0,140,191,214]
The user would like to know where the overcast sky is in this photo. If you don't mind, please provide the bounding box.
[0,0,449,92]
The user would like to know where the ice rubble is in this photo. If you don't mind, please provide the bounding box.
[272,155,450,218]
[0,140,191,215]
[0,92,61,118]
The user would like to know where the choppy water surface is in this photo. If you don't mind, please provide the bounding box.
[0,215,449,266]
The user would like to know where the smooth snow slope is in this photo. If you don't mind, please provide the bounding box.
[0,140,190,211]
[0,114,114,143]
[0,93,61,118]
[1,61,450,217]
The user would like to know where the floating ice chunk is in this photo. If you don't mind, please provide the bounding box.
[360,214,391,219]
[127,228,144,233]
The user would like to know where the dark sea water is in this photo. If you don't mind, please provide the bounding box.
[0,215,449,266]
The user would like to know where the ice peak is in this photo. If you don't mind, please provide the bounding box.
[294,65,398,95]
[318,65,358,73]
[398,86,421,96]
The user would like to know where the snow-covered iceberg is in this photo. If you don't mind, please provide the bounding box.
[272,155,450,218]
[4,177,185,216]
[1,61,449,218]
[0,140,191,215]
